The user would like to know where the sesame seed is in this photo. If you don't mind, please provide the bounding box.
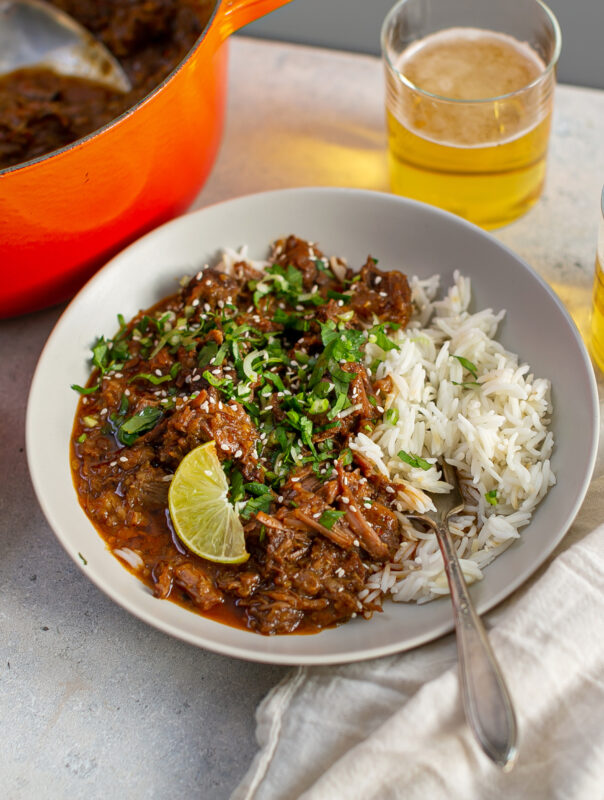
[379,292,388,298]
[119,456,128,463]
[377,406,384,413]
[155,369,162,377]
[192,298,200,307]
[375,276,382,285]
[114,372,123,379]
[124,389,131,397]
[110,461,117,467]
[192,375,201,382]
[312,512,321,518]
[341,497,350,504]
[204,303,211,312]
[277,496,284,503]
[291,477,300,483]
[234,449,243,458]
[204,470,212,477]
[353,539,360,547]
[385,486,395,494]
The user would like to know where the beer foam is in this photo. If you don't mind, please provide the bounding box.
[390,27,550,148]
[396,27,546,101]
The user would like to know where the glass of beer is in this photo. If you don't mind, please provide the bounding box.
[381,0,561,229]
[590,187,604,372]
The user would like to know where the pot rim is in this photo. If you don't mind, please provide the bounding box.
[0,0,222,177]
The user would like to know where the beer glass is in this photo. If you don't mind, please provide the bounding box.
[590,187,604,372]
[381,0,561,229]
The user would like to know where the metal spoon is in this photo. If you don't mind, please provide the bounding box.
[408,461,518,769]
[0,0,131,92]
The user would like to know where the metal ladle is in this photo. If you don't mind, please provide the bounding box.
[0,0,131,92]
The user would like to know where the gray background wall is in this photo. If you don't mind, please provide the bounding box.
[243,0,604,90]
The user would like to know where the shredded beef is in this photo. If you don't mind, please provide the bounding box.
[71,236,414,635]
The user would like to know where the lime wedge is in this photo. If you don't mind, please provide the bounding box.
[168,441,249,564]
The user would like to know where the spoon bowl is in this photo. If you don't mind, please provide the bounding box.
[0,0,131,92]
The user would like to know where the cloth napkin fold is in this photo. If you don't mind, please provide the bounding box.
[233,445,604,800]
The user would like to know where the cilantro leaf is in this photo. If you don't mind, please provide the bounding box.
[241,493,273,520]
[71,382,101,395]
[318,509,346,529]
[117,406,163,446]
[451,355,478,378]
[397,450,431,470]
[368,324,399,352]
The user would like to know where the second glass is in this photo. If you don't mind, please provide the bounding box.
[381,0,561,229]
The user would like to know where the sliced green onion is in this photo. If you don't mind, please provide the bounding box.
[385,408,399,425]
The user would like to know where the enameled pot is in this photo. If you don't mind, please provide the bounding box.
[0,0,290,317]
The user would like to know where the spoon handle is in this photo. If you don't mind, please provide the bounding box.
[436,520,518,769]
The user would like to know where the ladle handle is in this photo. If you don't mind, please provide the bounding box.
[436,520,518,769]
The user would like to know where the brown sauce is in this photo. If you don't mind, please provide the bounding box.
[0,0,214,170]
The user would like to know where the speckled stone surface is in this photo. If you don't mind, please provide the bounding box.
[1,37,603,799]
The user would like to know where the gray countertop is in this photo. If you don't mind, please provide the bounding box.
[2,37,603,799]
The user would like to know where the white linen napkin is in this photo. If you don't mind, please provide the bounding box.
[233,438,604,800]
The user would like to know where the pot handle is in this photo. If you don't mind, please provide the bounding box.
[217,0,292,40]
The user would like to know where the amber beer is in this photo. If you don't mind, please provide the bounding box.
[383,24,557,229]
[590,189,604,372]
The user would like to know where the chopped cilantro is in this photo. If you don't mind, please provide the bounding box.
[117,406,163,446]
[368,324,399,352]
[451,355,478,378]
[71,382,101,395]
[241,493,273,520]
[397,450,431,470]
[318,509,346,529]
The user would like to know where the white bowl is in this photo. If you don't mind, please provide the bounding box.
[26,188,599,665]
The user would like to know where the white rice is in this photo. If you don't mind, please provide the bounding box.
[352,271,555,605]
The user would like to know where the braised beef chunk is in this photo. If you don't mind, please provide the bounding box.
[71,236,414,635]
[352,257,413,328]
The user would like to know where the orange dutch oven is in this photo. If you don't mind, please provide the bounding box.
[0,0,291,318]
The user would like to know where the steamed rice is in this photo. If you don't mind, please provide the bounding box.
[353,271,555,605]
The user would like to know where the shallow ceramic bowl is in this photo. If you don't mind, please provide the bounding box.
[26,188,599,665]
